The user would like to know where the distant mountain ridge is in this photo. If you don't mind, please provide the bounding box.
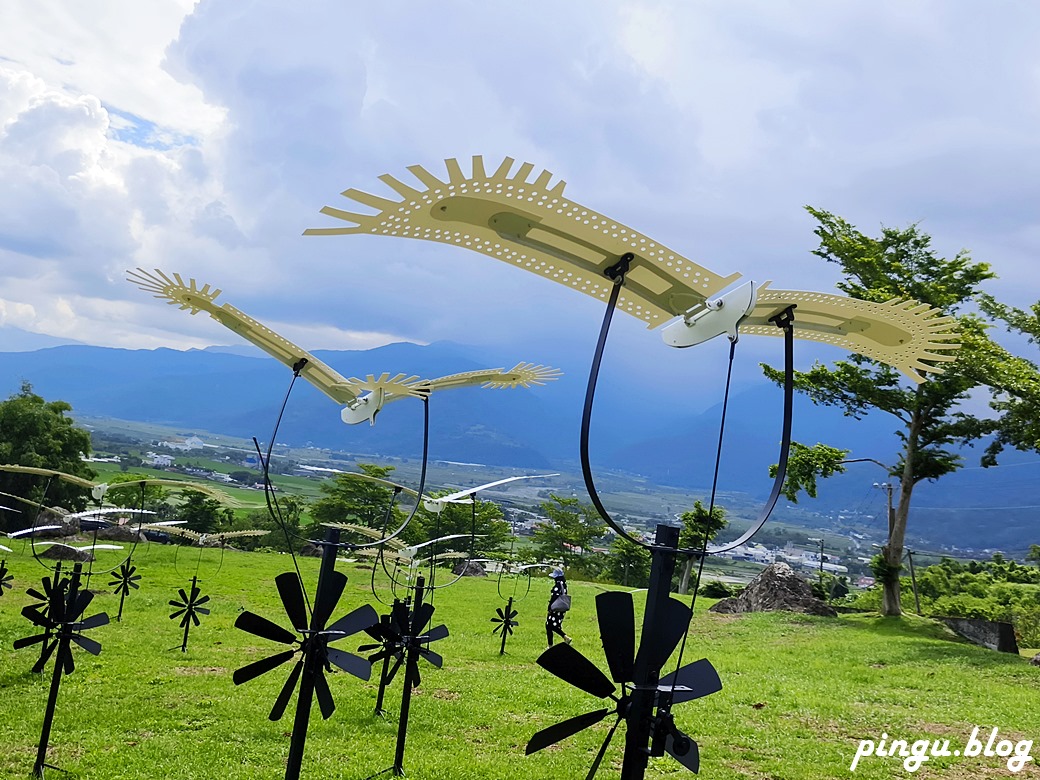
[2,342,1038,552]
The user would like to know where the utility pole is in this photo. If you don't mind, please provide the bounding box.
[808,537,825,594]
[905,549,921,615]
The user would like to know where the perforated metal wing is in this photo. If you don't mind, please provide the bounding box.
[305,156,740,326]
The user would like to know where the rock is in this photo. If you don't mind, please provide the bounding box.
[300,543,323,557]
[453,560,487,577]
[39,545,94,562]
[1030,653,1040,666]
[708,562,837,617]
[97,525,146,543]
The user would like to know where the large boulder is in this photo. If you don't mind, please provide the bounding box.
[97,525,146,543]
[453,560,487,577]
[708,562,837,617]
[39,544,94,562]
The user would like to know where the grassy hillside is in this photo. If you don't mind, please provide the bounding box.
[1,543,1038,779]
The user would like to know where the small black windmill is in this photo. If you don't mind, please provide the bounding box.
[169,575,210,652]
[22,563,70,673]
[109,561,141,622]
[357,575,447,777]
[162,527,269,651]
[14,562,109,778]
[233,528,377,780]
[357,601,407,717]
[488,562,547,656]
[0,551,13,597]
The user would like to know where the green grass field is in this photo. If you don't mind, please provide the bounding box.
[1,543,1038,779]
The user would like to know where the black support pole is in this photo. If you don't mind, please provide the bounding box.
[393,574,426,776]
[284,527,340,780]
[499,595,513,656]
[620,524,680,780]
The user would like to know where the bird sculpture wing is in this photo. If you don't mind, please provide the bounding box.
[306,155,960,383]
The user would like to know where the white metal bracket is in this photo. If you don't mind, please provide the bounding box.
[660,281,761,348]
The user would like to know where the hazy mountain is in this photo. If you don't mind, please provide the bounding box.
[2,342,1038,552]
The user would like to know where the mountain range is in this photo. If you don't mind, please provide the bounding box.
[1,341,1037,552]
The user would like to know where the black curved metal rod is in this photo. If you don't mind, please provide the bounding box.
[579,265,797,556]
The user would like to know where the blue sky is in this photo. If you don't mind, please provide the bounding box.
[0,1,1038,408]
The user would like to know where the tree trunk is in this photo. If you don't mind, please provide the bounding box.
[678,556,695,595]
[881,396,923,617]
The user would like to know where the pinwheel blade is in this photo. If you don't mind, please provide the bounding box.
[495,607,505,620]
[526,709,611,754]
[275,572,309,632]
[312,571,348,630]
[327,647,372,680]
[537,644,616,699]
[596,591,635,683]
[420,649,443,668]
[195,607,210,617]
[422,623,449,643]
[633,597,692,675]
[326,603,379,638]
[664,731,700,773]
[61,646,75,676]
[233,649,297,685]
[390,601,410,634]
[194,594,211,607]
[32,641,58,673]
[586,716,622,780]
[314,669,336,719]
[77,612,110,631]
[269,660,303,721]
[236,611,297,645]
[13,632,48,650]
[20,604,50,628]
[658,658,723,704]
[70,590,95,621]
[70,634,102,656]
[384,655,404,685]
[411,602,435,635]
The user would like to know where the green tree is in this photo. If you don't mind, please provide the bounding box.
[677,500,727,595]
[309,463,404,530]
[532,494,605,573]
[1027,545,1040,568]
[410,496,511,556]
[976,295,1040,462]
[606,536,651,587]
[105,472,167,509]
[762,208,1012,616]
[0,382,95,524]
[176,490,234,535]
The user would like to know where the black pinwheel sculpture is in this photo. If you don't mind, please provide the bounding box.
[527,590,722,778]
[359,576,447,776]
[357,603,407,717]
[234,571,376,721]
[233,569,376,780]
[169,575,210,652]
[490,596,519,656]
[22,567,70,673]
[14,563,109,777]
[0,558,12,596]
[109,561,141,622]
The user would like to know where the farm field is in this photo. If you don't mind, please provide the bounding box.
[1,543,1039,779]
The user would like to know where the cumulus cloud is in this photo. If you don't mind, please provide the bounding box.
[2,0,1039,400]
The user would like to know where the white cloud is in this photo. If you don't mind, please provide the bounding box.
[0,0,1038,389]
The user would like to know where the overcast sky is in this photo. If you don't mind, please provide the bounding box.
[1,1,1038,406]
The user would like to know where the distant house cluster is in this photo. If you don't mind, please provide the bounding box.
[158,435,205,451]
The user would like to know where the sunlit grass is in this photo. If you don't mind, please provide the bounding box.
[2,543,1038,779]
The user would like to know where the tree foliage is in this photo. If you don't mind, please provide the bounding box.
[976,294,1040,463]
[0,382,95,523]
[309,463,404,530]
[605,536,650,588]
[761,208,1017,616]
[409,496,511,556]
[771,442,852,503]
[677,500,727,595]
[532,494,605,573]
[176,490,234,535]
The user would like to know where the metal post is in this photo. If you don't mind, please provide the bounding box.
[285,527,340,780]
[620,524,680,780]
[394,575,426,776]
[906,550,921,615]
[374,613,392,717]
